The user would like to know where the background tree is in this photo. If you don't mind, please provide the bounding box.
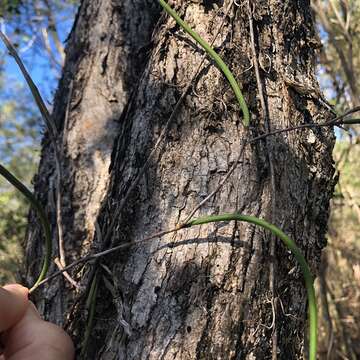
[312,0,360,126]
[311,1,360,358]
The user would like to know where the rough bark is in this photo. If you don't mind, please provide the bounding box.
[25,0,336,359]
[24,0,160,321]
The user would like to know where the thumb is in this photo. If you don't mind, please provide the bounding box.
[0,285,29,332]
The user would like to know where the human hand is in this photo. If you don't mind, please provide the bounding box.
[0,284,74,360]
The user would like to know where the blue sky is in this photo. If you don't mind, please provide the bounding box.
[1,3,76,104]
[0,3,77,183]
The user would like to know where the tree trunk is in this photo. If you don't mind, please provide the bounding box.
[24,0,160,322]
[25,1,336,359]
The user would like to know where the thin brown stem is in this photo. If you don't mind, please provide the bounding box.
[29,227,178,293]
[54,258,82,290]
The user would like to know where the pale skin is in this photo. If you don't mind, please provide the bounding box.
[0,284,74,360]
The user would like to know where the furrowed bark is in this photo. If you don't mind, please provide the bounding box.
[24,0,160,323]
[25,0,336,358]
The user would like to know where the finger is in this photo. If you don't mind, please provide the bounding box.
[3,302,74,360]
[0,285,28,332]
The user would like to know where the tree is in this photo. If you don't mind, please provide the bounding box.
[24,0,336,358]
[312,0,360,134]
[311,2,360,357]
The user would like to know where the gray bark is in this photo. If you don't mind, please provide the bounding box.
[24,0,160,321]
[25,0,336,359]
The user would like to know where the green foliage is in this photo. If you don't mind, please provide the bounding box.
[335,142,360,189]
[317,142,360,358]
[332,141,360,241]
[0,188,27,283]
[0,0,22,17]
[0,85,40,284]
[0,190,27,248]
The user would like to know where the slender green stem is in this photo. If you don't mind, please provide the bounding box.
[0,164,51,292]
[158,0,250,126]
[0,28,56,292]
[0,31,57,139]
[184,213,317,360]
[81,271,99,358]
[342,118,360,124]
